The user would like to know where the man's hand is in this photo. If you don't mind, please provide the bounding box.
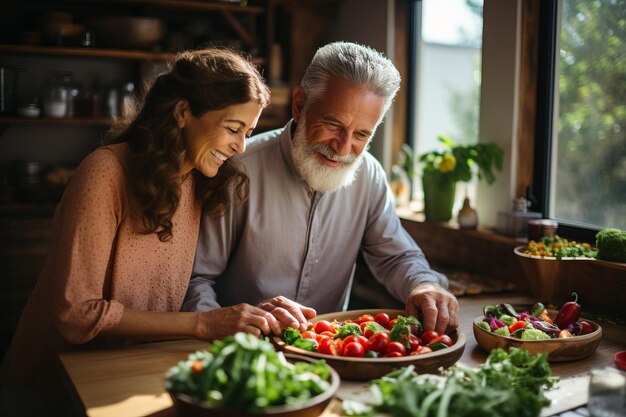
[258,295,316,332]
[405,282,458,335]
[197,303,282,340]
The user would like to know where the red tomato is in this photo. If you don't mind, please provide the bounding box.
[368,332,390,354]
[343,335,369,349]
[374,312,391,327]
[421,329,438,345]
[385,341,407,356]
[319,330,335,338]
[343,342,366,357]
[316,337,338,355]
[359,322,368,333]
[301,330,316,339]
[432,334,453,347]
[410,346,433,355]
[358,314,375,323]
[313,320,335,334]
[334,338,344,356]
[314,333,329,344]
[362,327,374,339]
[402,333,420,352]
[386,318,398,330]
[384,351,403,358]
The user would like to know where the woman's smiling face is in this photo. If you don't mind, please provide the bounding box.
[177,100,263,177]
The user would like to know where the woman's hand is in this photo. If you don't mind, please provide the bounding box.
[196,303,282,340]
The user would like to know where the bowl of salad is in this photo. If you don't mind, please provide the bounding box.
[514,237,596,303]
[473,299,602,362]
[165,332,339,417]
[273,309,466,381]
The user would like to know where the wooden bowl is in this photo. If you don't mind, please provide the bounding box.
[513,246,593,304]
[473,311,602,362]
[272,309,465,381]
[89,17,165,49]
[168,353,339,417]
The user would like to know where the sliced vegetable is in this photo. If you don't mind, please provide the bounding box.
[521,328,551,340]
[508,320,527,333]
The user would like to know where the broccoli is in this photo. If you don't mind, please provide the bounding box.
[595,228,626,263]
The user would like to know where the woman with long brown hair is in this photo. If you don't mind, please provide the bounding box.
[1,48,276,414]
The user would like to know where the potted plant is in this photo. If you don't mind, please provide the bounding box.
[418,134,503,222]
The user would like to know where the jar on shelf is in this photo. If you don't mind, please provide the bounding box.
[41,71,74,118]
[120,82,137,118]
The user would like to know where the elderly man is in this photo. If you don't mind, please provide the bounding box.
[183,41,458,336]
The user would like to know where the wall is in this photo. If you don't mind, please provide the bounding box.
[331,0,396,173]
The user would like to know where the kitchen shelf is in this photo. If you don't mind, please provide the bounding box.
[80,0,264,14]
[0,117,114,127]
[0,44,266,64]
[0,115,284,130]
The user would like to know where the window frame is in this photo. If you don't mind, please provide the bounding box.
[534,0,602,243]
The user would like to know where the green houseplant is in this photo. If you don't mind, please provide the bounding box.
[419,135,504,221]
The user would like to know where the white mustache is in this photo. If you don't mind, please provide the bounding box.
[309,143,357,164]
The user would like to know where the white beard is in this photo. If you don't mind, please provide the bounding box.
[291,116,368,193]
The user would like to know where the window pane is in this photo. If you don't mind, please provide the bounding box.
[412,0,483,207]
[553,0,626,230]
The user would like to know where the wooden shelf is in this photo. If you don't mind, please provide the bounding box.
[0,44,265,64]
[0,117,113,127]
[80,0,264,14]
[0,116,284,130]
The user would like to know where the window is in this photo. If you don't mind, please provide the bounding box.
[536,0,626,241]
[409,0,484,208]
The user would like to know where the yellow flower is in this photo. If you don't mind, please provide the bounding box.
[438,154,457,173]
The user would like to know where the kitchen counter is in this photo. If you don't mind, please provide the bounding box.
[58,294,626,417]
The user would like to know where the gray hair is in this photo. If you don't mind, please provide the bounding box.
[300,41,401,117]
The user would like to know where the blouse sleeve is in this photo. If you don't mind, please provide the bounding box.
[48,148,126,344]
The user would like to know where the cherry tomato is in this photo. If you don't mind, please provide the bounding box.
[343,341,366,357]
[314,333,329,344]
[385,341,407,356]
[432,334,453,347]
[344,335,369,349]
[421,329,438,345]
[301,330,316,339]
[334,338,344,356]
[359,322,368,333]
[316,337,338,355]
[313,320,335,334]
[358,314,375,323]
[362,327,374,339]
[384,351,403,358]
[386,318,398,330]
[319,330,335,338]
[368,332,390,354]
[402,333,420,352]
[410,346,433,355]
[374,312,391,327]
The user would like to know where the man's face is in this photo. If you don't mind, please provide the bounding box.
[291,77,386,192]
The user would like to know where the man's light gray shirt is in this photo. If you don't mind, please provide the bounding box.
[182,121,447,314]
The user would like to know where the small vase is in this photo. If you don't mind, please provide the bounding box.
[389,164,411,207]
[422,170,456,222]
[458,197,478,229]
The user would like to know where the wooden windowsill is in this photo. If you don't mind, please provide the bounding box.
[397,207,626,319]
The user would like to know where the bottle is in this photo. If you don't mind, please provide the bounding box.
[120,82,137,117]
[41,71,70,118]
[106,86,119,118]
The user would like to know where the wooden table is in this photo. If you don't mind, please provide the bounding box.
[58,294,626,417]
